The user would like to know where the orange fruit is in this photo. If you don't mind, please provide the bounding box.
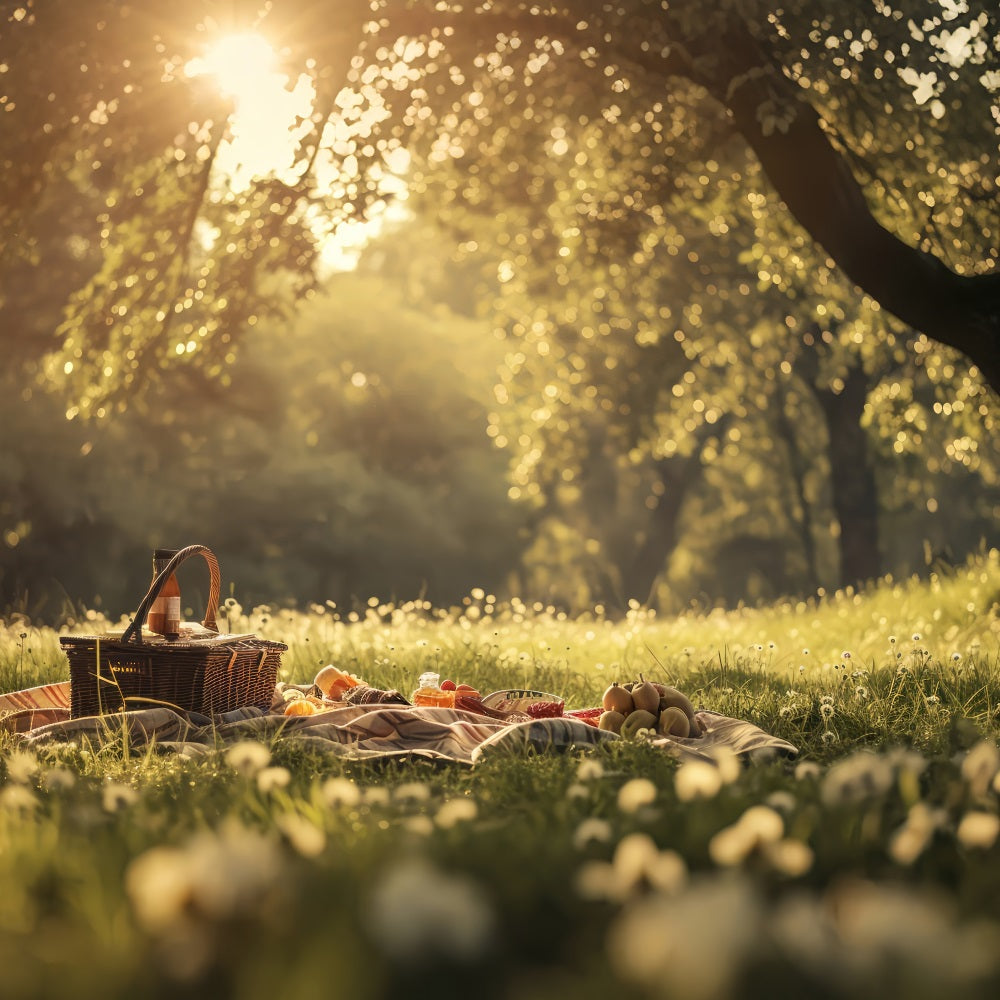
[284,699,316,716]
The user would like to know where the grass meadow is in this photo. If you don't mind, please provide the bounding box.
[1,550,999,999]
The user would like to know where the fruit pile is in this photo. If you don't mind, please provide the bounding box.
[598,676,703,739]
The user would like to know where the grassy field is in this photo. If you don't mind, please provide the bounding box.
[1,551,999,999]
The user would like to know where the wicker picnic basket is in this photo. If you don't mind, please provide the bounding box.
[60,544,286,718]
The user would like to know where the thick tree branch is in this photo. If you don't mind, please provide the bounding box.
[372,3,1000,393]
[660,17,1000,393]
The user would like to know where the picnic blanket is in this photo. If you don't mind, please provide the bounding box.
[0,681,797,765]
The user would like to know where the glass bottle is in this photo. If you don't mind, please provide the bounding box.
[146,548,181,639]
[411,671,454,708]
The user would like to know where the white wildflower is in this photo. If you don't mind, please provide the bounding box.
[321,776,361,808]
[961,740,1000,798]
[821,751,894,807]
[256,766,291,794]
[435,797,478,828]
[103,782,139,813]
[675,759,723,802]
[956,812,1000,850]
[5,749,39,783]
[393,782,431,804]
[576,758,605,781]
[573,817,613,850]
[224,740,271,777]
[889,802,945,866]
[274,813,326,858]
[607,876,762,1000]
[617,778,657,814]
[364,856,494,964]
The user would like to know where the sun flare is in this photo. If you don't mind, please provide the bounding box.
[186,32,278,102]
[185,31,409,272]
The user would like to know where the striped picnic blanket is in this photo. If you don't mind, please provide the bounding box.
[0,682,797,765]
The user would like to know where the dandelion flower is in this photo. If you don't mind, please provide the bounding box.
[820,703,835,720]
[576,758,605,782]
[364,856,494,964]
[795,761,822,782]
[613,832,660,889]
[889,803,944,865]
[43,768,76,792]
[573,817,613,850]
[709,823,757,867]
[574,859,617,901]
[393,782,431,804]
[821,751,893,806]
[675,760,723,802]
[402,815,435,837]
[617,778,657,814]
[362,786,390,807]
[765,839,814,877]
[435,797,478,828]
[607,876,761,1000]
[275,813,326,858]
[126,819,283,931]
[256,766,292,794]
[0,784,38,814]
[321,776,361,808]
[961,741,1000,798]
[103,782,139,813]
[956,811,1000,850]
[225,740,271,777]
[5,749,39,784]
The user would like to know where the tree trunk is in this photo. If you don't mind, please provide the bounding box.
[771,383,822,593]
[813,366,882,588]
[622,454,695,604]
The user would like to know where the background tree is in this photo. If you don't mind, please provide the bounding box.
[2,0,998,613]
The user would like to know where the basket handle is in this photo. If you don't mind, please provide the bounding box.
[123,544,222,643]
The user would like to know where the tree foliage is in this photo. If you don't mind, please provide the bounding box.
[2,0,999,609]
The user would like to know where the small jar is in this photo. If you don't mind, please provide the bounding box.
[411,671,454,708]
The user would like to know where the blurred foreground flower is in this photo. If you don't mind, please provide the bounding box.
[275,812,326,858]
[435,797,478,828]
[102,782,139,813]
[224,740,271,777]
[4,749,39,783]
[956,811,1000,850]
[575,832,687,903]
[618,778,657,813]
[256,766,291,794]
[321,776,361,808]
[126,818,283,934]
[607,875,761,1000]
[363,855,495,965]
[889,802,946,865]
[821,751,893,807]
[961,740,1000,798]
[674,760,722,802]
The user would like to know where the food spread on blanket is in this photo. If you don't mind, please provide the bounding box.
[281,664,705,740]
[597,676,705,739]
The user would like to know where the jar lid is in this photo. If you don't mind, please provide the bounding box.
[153,548,179,560]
